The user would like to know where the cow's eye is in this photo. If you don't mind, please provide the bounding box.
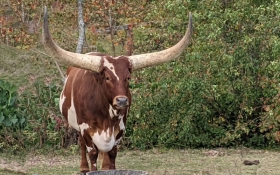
[106,76,110,81]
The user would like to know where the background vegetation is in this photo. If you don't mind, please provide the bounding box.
[0,0,280,153]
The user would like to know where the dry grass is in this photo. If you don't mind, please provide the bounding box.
[117,148,280,175]
[0,148,280,175]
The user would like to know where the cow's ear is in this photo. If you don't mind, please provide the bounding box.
[98,68,105,81]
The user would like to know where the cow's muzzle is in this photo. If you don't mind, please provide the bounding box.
[113,96,129,109]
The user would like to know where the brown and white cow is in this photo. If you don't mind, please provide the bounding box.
[42,7,192,174]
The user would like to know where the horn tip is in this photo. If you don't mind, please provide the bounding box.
[44,6,48,20]
[187,12,193,31]
[188,12,192,23]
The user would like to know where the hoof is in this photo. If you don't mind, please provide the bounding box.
[79,169,89,175]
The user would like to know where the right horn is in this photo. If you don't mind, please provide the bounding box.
[42,6,102,72]
[128,12,193,70]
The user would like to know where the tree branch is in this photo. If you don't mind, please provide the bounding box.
[108,7,116,56]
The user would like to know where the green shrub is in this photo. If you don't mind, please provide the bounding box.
[19,79,66,148]
[0,78,69,152]
[0,79,26,129]
[0,79,27,152]
[126,0,280,149]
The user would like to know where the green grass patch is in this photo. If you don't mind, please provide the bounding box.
[0,44,63,89]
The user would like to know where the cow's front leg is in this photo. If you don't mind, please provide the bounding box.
[79,133,89,173]
[88,145,98,171]
[101,146,117,170]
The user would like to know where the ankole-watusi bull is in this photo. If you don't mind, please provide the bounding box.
[42,6,192,173]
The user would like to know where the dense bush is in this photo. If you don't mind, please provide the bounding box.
[19,79,65,148]
[0,78,70,152]
[126,0,280,149]
[0,79,26,152]
[0,80,26,129]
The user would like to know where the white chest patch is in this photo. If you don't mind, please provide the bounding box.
[92,128,115,152]
[103,59,119,81]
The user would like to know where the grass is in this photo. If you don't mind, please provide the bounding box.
[1,148,280,175]
[0,44,63,89]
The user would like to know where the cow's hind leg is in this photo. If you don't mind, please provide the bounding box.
[101,146,117,170]
[79,133,89,173]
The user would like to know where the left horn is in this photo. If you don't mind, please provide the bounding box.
[128,12,193,70]
[42,6,102,72]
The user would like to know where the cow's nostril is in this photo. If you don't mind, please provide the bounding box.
[116,97,128,106]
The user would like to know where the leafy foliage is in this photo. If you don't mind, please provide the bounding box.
[1,0,280,151]
[0,78,67,152]
[19,79,64,148]
[0,79,26,129]
[0,79,26,152]
[126,0,280,149]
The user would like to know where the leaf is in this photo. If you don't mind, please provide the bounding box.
[4,119,12,127]
[19,117,26,124]
[10,115,18,124]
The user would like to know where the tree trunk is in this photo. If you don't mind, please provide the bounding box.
[76,0,85,54]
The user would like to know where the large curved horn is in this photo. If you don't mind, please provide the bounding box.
[42,6,102,72]
[128,13,193,70]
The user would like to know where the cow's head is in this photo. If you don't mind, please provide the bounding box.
[99,55,132,109]
[42,7,192,109]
